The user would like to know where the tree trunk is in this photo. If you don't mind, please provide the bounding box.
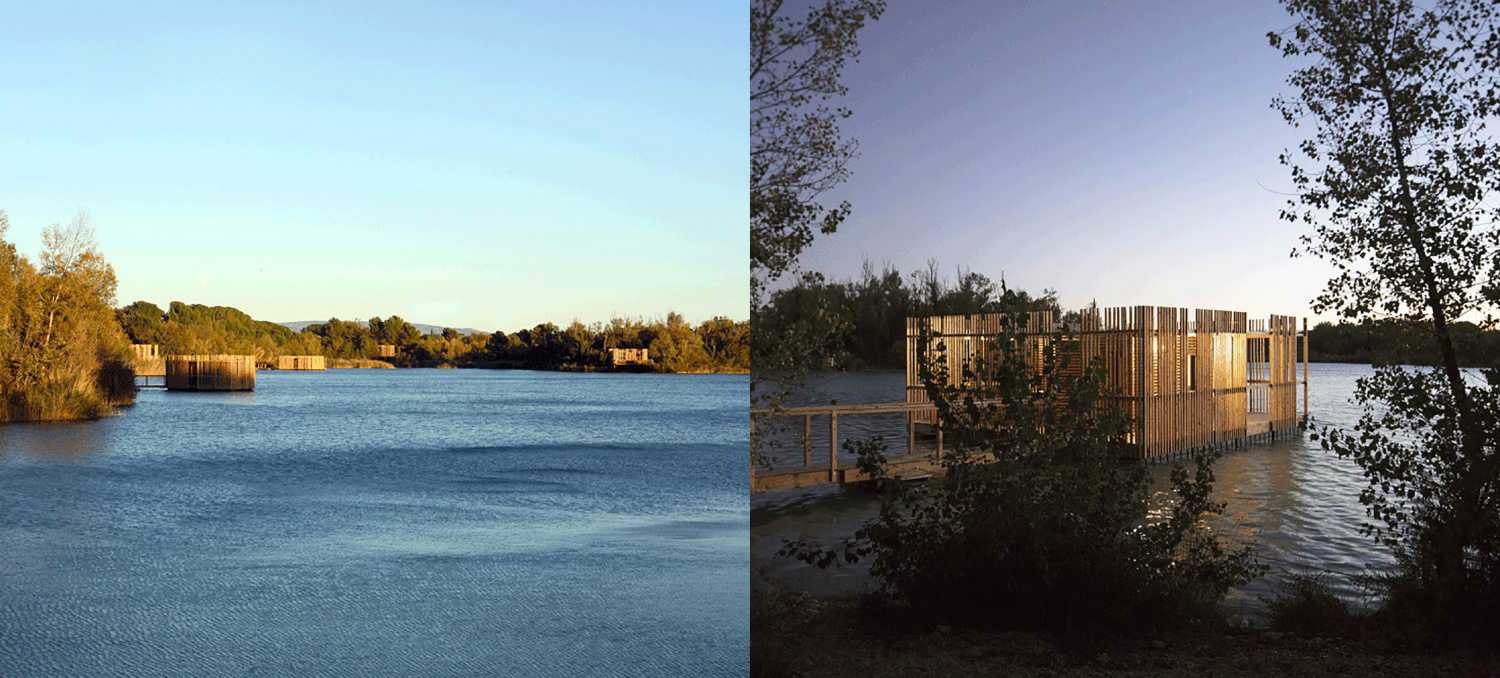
[1378,76,1480,606]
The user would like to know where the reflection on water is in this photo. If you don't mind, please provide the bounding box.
[0,420,109,462]
[0,369,749,677]
[752,363,1397,612]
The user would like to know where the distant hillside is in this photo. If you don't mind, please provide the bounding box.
[280,320,485,336]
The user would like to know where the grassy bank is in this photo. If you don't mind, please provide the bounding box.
[1,364,136,423]
[326,358,395,369]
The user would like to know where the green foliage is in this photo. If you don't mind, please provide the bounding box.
[750,0,882,471]
[750,0,884,302]
[0,211,135,422]
[756,260,1060,370]
[1309,319,1500,368]
[120,302,749,374]
[781,309,1262,635]
[367,315,420,346]
[301,318,376,359]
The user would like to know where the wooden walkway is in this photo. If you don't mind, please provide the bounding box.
[750,401,953,493]
[750,402,1295,494]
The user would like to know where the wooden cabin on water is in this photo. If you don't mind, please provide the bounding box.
[165,355,256,391]
[607,347,651,367]
[275,355,326,371]
[375,344,398,358]
[750,305,1309,493]
[129,344,166,377]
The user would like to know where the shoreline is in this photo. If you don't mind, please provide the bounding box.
[311,362,748,375]
[754,591,1498,677]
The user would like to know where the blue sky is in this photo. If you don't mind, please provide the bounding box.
[798,0,1341,323]
[0,1,746,330]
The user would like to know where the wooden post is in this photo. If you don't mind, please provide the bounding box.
[935,418,944,459]
[1138,306,1148,458]
[906,411,915,457]
[748,413,756,487]
[802,415,812,467]
[829,408,839,482]
[1302,317,1310,425]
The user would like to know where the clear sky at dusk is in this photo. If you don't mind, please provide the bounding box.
[0,2,746,331]
[799,0,1340,322]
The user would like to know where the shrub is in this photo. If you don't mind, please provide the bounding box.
[1264,574,1354,635]
[782,309,1263,637]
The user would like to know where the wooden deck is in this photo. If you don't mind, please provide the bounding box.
[751,403,1297,494]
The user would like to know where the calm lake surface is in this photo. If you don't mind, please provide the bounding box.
[752,363,1399,614]
[0,369,748,677]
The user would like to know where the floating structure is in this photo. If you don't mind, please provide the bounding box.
[375,344,398,358]
[275,355,326,371]
[129,343,165,377]
[750,305,1309,493]
[165,354,256,391]
[607,347,651,367]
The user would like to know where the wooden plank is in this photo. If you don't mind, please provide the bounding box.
[828,411,839,482]
[803,415,812,467]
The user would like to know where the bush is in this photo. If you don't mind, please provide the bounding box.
[782,310,1263,637]
[1264,574,1354,635]
[0,213,136,422]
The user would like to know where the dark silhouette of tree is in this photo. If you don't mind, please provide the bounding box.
[750,0,884,301]
[756,260,1059,369]
[1271,0,1500,630]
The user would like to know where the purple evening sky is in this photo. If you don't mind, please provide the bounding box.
[796,0,1342,323]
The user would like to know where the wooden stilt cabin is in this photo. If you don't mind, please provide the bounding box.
[607,347,651,367]
[165,355,256,391]
[129,344,166,377]
[748,304,1310,493]
[906,306,1307,460]
[275,355,326,371]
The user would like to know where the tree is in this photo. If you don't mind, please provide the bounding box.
[782,308,1260,633]
[750,0,884,303]
[385,316,420,345]
[0,211,134,421]
[649,312,712,373]
[117,301,167,344]
[1271,0,1500,626]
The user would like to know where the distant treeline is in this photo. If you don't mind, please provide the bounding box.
[0,213,135,422]
[117,301,749,374]
[760,262,1500,371]
[1309,319,1499,368]
[756,260,1059,370]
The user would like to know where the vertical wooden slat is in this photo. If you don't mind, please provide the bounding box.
[803,415,812,467]
[829,410,839,482]
[1302,316,1310,425]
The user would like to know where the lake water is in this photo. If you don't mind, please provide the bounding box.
[751,363,1401,614]
[0,369,748,677]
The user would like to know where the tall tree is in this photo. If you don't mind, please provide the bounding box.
[0,212,134,421]
[1271,0,1500,621]
[750,0,884,304]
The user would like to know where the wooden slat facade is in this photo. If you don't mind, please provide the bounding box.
[904,306,1303,460]
[275,355,327,371]
[165,354,256,391]
[129,343,166,377]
